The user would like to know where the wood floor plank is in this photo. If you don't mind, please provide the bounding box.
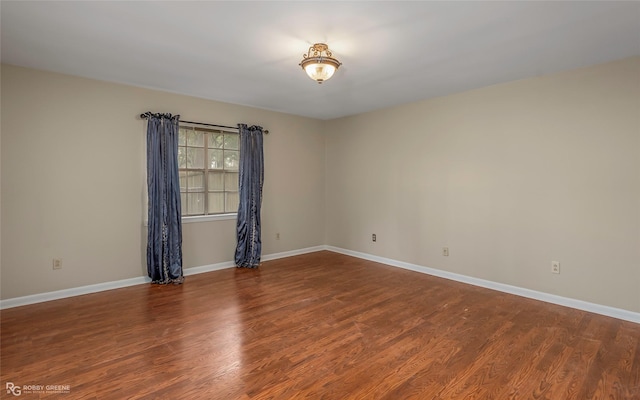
[2,251,639,399]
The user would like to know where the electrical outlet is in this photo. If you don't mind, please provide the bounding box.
[372,234,377,242]
[551,261,560,274]
[53,259,62,270]
[442,247,449,256]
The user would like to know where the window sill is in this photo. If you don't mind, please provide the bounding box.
[143,213,236,226]
[181,213,237,224]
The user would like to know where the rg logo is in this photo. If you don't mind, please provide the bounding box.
[6,382,21,396]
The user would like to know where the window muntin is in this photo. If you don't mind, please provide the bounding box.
[178,126,239,216]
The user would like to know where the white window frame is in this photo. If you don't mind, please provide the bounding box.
[178,124,240,222]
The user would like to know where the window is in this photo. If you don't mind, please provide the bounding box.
[178,125,239,217]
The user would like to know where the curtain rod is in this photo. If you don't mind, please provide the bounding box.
[139,113,269,134]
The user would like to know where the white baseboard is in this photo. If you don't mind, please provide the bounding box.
[182,261,236,276]
[3,245,638,324]
[0,246,326,310]
[325,246,640,324]
[0,276,152,310]
[261,245,326,262]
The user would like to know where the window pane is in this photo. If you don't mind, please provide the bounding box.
[186,148,204,169]
[209,149,223,169]
[224,150,239,170]
[178,147,187,168]
[209,132,224,149]
[179,171,187,192]
[208,193,224,214]
[187,193,205,215]
[187,171,204,191]
[225,172,239,191]
[177,128,241,217]
[208,171,224,191]
[180,193,186,215]
[226,192,239,213]
[224,134,239,150]
[187,130,204,147]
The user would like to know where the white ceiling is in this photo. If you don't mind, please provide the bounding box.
[2,1,639,120]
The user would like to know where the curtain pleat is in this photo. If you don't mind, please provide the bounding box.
[234,124,264,268]
[146,112,184,283]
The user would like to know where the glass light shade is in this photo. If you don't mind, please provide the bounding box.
[304,63,336,83]
[299,43,342,84]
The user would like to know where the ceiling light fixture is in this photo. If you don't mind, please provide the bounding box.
[299,43,342,84]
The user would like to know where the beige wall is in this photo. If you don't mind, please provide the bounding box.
[325,57,640,313]
[1,65,325,299]
[2,57,639,314]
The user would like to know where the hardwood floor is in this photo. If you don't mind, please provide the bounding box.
[2,251,639,399]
